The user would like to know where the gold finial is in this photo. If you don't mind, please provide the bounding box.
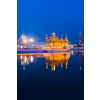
[52,32,55,36]
[66,34,67,37]
[46,34,47,37]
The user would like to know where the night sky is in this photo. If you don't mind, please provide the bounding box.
[17,0,84,43]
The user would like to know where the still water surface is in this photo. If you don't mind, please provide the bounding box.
[17,51,84,100]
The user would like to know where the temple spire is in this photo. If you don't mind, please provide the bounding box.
[51,32,55,36]
[65,34,68,40]
[45,34,48,40]
[53,32,55,36]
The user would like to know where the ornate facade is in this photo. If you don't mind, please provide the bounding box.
[45,33,69,49]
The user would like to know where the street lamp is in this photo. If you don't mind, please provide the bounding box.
[29,39,34,49]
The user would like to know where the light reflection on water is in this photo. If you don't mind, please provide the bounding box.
[17,51,83,71]
[17,50,84,100]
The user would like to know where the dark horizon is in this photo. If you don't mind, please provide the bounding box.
[17,0,84,43]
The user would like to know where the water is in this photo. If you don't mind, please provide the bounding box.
[17,51,84,100]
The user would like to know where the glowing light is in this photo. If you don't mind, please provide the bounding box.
[50,57,51,60]
[54,67,55,71]
[24,40,27,43]
[21,61,23,65]
[30,56,33,62]
[68,55,70,59]
[66,65,67,69]
[27,61,29,65]
[80,67,81,70]
[71,51,73,55]
[46,65,48,69]
[51,67,53,71]
[20,55,22,59]
[61,64,63,68]
[23,66,25,70]
[51,32,55,36]
[30,39,34,42]
[25,56,26,62]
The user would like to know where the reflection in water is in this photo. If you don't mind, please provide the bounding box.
[70,50,83,70]
[17,51,84,100]
[23,66,25,70]
[30,55,33,62]
[20,55,22,59]
[45,53,70,71]
[17,51,83,71]
[79,53,82,70]
[19,55,30,70]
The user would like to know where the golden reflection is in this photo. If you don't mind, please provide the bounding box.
[17,52,83,71]
[45,53,70,71]
[46,65,48,69]
[54,66,55,71]
[27,61,29,65]
[66,66,67,69]
[18,52,70,71]
[51,67,53,71]
[18,52,84,71]
[46,63,48,69]
[61,63,63,68]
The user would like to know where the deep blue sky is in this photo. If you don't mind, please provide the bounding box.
[17,0,84,43]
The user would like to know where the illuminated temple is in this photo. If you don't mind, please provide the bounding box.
[45,33,69,49]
